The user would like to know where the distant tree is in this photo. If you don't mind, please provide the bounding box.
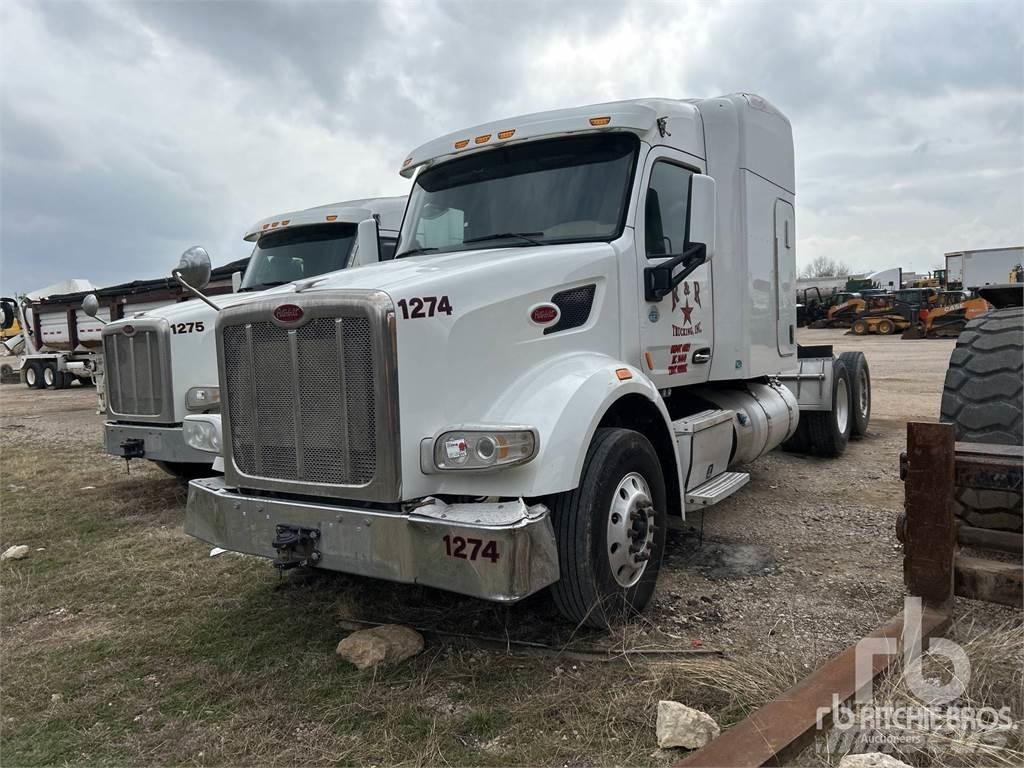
[800,255,851,279]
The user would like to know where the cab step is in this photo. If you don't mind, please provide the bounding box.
[685,471,750,508]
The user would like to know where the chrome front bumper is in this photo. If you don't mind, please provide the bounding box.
[185,477,559,602]
[104,422,213,464]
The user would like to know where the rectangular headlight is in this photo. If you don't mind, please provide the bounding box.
[183,415,222,454]
[186,386,220,411]
[430,428,538,471]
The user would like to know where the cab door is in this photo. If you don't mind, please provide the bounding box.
[773,199,796,356]
[635,150,713,389]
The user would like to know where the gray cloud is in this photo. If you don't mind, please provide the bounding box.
[1,0,1022,292]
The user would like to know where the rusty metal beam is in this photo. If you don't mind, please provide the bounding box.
[955,555,1023,607]
[674,608,951,768]
[899,441,1021,492]
[903,422,956,609]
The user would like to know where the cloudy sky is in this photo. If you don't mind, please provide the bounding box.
[1,0,1021,292]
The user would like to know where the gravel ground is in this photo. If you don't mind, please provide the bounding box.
[1,328,1015,666]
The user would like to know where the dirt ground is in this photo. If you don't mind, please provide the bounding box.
[1,329,1020,766]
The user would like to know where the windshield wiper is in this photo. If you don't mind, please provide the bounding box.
[462,231,544,246]
[239,280,290,292]
[395,247,439,259]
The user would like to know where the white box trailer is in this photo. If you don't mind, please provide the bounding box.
[945,246,1023,290]
[184,93,875,628]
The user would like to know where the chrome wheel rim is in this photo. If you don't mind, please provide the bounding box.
[857,367,869,420]
[43,367,54,386]
[26,368,36,386]
[606,472,655,588]
[836,377,850,434]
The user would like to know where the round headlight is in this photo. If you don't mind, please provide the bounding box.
[476,435,497,462]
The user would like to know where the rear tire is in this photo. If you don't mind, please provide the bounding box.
[852,319,868,336]
[939,307,1023,532]
[839,351,870,438]
[25,363,43,389]
[549,427,667,628]
[877,318,895,335]
[789,357,852,458]
[43,363,58,389]
[154,461,218,483]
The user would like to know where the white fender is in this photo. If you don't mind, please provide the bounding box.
[426,352,681,499]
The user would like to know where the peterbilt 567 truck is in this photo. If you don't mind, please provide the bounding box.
[184,94,871,627]
[99,197,405,480]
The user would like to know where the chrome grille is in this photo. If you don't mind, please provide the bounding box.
[104,329,166,417]
[222,314,380,487]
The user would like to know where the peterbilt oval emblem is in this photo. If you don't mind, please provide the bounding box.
[122,324,135,336]
[529,303,560,326]
[273,304,304,323]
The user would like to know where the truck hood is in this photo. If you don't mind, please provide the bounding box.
[276,242,616,298]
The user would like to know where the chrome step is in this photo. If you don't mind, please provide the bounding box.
[685,471,750,508]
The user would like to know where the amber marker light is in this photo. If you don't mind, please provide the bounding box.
[615,368,633,380]
[589,116,611,126]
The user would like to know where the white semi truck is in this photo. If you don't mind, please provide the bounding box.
[98,197,405,480]
[183,94,872,627]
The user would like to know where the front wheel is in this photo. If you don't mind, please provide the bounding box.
[549,427,667,628]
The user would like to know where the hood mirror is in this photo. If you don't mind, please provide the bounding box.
[82,294,108,325]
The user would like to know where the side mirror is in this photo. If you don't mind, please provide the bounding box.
[643,174,717,302]
[231,271,242,293]
[173,246,212,291]
[82,294,107,325]
[687,175,716,258]
[350,218,381,267]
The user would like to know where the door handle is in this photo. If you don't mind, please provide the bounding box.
[693,348,711,364]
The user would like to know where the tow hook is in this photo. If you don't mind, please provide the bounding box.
[271,525,321,570]
[120,438,145,473]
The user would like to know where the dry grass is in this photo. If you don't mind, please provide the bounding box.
[802,606,1024,767]
[1,436,800,766]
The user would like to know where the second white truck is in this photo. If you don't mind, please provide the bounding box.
[99,197,405,479]
[184,95,872,627]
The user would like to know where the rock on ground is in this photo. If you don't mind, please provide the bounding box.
[1,545,30,561]
[838,753,912,768]
[336,624,424,670]
[656,700,720,749]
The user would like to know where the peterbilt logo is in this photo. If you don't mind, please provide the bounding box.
[122,324,136,336]
[272,304,304,324]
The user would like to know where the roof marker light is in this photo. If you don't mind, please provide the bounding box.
[589,116,611,126]
[474,133,492,144]
[280,219,290,226]
[454,139,470,149]
[262,224,270,230]
[498,129,515,140]
[402,157,412,167]
[326,215,338,221]
[271,221,279,228]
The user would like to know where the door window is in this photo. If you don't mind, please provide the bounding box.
[645,162,693,258]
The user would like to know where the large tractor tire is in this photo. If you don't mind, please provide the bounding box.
[939,307,1023,532]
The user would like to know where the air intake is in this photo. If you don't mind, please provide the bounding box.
[545,284,596,335]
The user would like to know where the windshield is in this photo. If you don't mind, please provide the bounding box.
[239,224,357,290]
[397,133,639,257]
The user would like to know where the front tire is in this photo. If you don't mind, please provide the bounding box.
[549,428,667,628]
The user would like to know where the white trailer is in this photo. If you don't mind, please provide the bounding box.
[98,197,405,480]
[184,94,872,627]
[945,246,1023,290]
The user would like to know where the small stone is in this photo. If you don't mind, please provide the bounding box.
[656,700,720,749]
[336,624,424,670]
[838,753,912,768]
[1,545,30,561]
